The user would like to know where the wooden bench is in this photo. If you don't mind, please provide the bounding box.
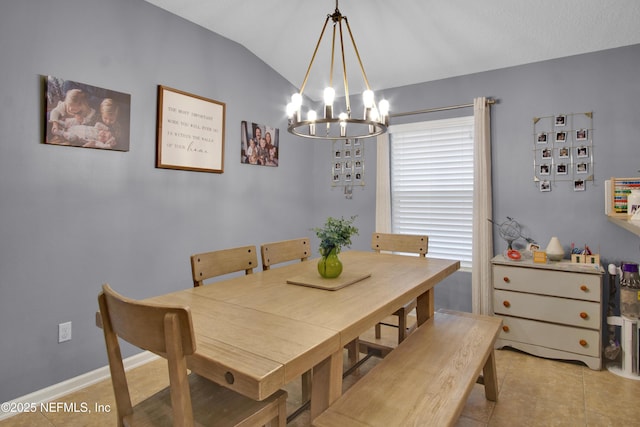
[312,309,502,427]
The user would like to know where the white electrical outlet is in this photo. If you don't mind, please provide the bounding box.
[58,322,72,343]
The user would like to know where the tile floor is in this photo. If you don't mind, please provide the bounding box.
[2,327,639,426]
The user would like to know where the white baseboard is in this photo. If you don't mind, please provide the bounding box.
[0,351,158,421]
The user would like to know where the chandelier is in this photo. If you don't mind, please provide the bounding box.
[286,1,389,140]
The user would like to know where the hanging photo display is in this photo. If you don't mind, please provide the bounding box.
[532,112,594,192]
[331,139,364,187]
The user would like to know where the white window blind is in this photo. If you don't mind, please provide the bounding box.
[389,116,474,268]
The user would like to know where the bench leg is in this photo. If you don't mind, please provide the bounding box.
[482,349,498,402]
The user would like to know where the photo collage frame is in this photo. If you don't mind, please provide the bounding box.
[331,139,364,188]
[532,112,594,192]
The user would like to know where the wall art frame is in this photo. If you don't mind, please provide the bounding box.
[240,121,279,167]
[45,75,131,151]
[156,85,225,173]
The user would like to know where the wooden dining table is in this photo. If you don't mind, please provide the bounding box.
[145,250,460,419]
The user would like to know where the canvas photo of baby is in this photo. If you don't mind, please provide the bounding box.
[45,76,131,151]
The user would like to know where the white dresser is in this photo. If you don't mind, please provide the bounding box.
[491,255,604,370]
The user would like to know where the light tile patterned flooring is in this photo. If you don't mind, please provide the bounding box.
[2,325,640,426]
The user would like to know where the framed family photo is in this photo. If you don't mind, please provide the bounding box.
[156,86,225,173]
[240,121,279,167]
[45,75,131,151]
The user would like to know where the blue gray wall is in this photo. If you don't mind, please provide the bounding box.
[0,0,325,402]
[1,0,639,403]
[369,44,640,313]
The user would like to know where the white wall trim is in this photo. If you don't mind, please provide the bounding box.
[0,351,158,421]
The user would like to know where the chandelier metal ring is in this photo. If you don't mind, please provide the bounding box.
[288,118,387,140]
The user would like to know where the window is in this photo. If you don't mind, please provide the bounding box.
[389,116,474,268]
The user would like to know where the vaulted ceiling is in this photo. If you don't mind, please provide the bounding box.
[144,0,640,100]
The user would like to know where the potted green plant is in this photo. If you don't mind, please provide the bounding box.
[313,215,359,278]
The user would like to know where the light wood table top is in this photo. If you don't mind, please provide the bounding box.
[146,250,460,418]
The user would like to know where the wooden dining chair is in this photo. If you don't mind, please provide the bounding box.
[97,283,287,427]
[371,232,429,344]
[190,245,258,287]
[260,237,311,270]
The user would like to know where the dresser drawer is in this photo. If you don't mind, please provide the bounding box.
[493,265,601,301]
[493,289,601,329]
[495,315,600,357]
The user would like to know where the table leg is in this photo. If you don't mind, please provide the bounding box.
[415,288,434,327]
[482,350,499,402]
[310,349,342,420]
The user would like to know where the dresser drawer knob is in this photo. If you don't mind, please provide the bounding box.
[580,285,589,292]
[580,312,589,319]
[502,325,510,332]
[579,339,588,347]
[503,300,511,308]
[503,276,510,283]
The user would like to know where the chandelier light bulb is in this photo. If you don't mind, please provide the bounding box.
[323,87,336,105]
[291,93,302,107]
[368,108,379,134]
[286,102,296,118]
[378,99,390,117]
[324,87,335,119]
[290,93,303,122]
[291,93,303,109]
[362,90,374,108]
[339,112,348,137]
[307,110,317,136]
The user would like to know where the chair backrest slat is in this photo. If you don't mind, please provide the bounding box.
[191,245,258,286]
[371,233,428,257]
[260,238,311,270]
